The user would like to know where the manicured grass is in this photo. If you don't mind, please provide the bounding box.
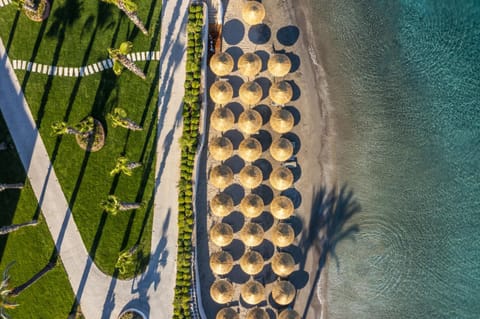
[0,0,161,276]
[0,114,77,319]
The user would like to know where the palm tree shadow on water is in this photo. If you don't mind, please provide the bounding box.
[298,185,361,318]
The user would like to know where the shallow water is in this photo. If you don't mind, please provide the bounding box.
[308,1,480,318]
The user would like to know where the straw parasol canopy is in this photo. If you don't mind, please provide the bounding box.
[270,81,293,105]
[210,223,234,247]
[238,137,262,162]
[210,251,234,275]
[270,195,294,219]
[238,52,262,78]
[209,136,234,161]
[210,279,234,304]
[211,107,235,132]
[240,222,264,247]
[210,164,234,189]
[240,193,264,218]
[270,138,294,162]
[239,165,263,189]
[271,280,296,306]
[278,309,301,319]
[238,109,263,135]
[270,108,294,133]
[210,52,234,77]
[217,308,239,319]
[242,1,266,25]
[239,81,263,105]
[210,193,234,217]
[246,308,269,319]
[271,222,295,247]
[271,252,295,277]
[210,81,234,105]
[268,54,292,77]
[241,280,265,305]
[240,250,264,275]
[269,167,294,191]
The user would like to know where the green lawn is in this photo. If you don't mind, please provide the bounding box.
[0,0,161,276]
[0,114,77,318]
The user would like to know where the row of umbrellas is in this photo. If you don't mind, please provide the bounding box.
[210,79,293,106]
[211,279,296,306]
[216,307,300,319]
[210,52,292,78]
[211,192,294,219]
[210,250,296,278]
[210,107,294,134]
[210,222,295,248]
[209,164,294,191]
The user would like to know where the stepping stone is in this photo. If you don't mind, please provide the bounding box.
[146,52,153,60]
[12,60,17,68]
[92,64,99,72]
[101,60,108,69]
[141,52,146,60]
[47,66,53,75]
[43,64,48,74]
[107,59,113,67]
[96,62,104,71]
[154,51,160,60]
[87,65,94,74]
[128,54,135,61]
[68,68,73,76]
[136,52,142,61]
[51,66,57,76]
[73,68,79,77]
[0,0,4,7]
[21,60,26,70]
[58,67,64,76]
[79,67,85,77]
[30,63,36,72]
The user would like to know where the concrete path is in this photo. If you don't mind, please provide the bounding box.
[10,51,161,77]
[0,0,189,316]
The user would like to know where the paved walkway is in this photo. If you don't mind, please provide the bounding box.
[10,51,160,77]
[0,0,189,317]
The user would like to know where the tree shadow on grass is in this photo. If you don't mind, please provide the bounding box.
[6,11,21,52]
[298,185,361,317]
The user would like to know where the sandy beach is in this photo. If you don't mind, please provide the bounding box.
[196,0,336,318]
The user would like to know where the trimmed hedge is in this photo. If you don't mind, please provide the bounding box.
[172,4,203,319]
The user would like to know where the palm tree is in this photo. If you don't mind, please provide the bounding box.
[0,183,23,192]
[108,108,143,131]
[101,0,148,35]
[0,260,56,317]
[110,156,142,176]
[51,116,94,137]
[101,195,142,215]
[11,0,50,21]
[115,245,139,275]
[108,41,146,80]
[0,220,38,235]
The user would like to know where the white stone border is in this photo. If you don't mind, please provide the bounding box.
[10,51,161,77]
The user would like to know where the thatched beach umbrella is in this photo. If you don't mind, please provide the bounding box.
[210,222,234,247]
[271,280,296,306]
[270,108,294,133]
[211,107,235,132]
[210,81,234,105]
[242,1,266,25]
[209,136,234,161]
[240,222,264,247]
[271,222,295,247]
[238,53,262,78]
[240,250,264,275]
[240,193,264,218]
[278,309,301,319]
[239,81,263,106]
[238,109,263,135]
[210,52,235,77]
[270,81,293,105]
[246,308,269,319]
[269,166,294,191]
[270,138,294,162]
[268,54,291,77]
[239,165,263,189]
[210,251,234,275]
[241,280,265,305]
[210,164,234,189]
[211,279,234,304]
[270,195,294,220]
[238,137,262,162]
[210,192,234,217]
[271,252,295,277]
[217,308,239,319]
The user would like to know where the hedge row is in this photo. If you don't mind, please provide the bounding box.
[172,4,204,319]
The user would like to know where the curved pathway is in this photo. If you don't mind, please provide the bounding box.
[10,51,160,77]
[0,0,189,317]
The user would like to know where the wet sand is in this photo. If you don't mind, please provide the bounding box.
[196,1,336,318]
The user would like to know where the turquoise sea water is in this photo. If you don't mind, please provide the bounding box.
[308,1,480,318]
